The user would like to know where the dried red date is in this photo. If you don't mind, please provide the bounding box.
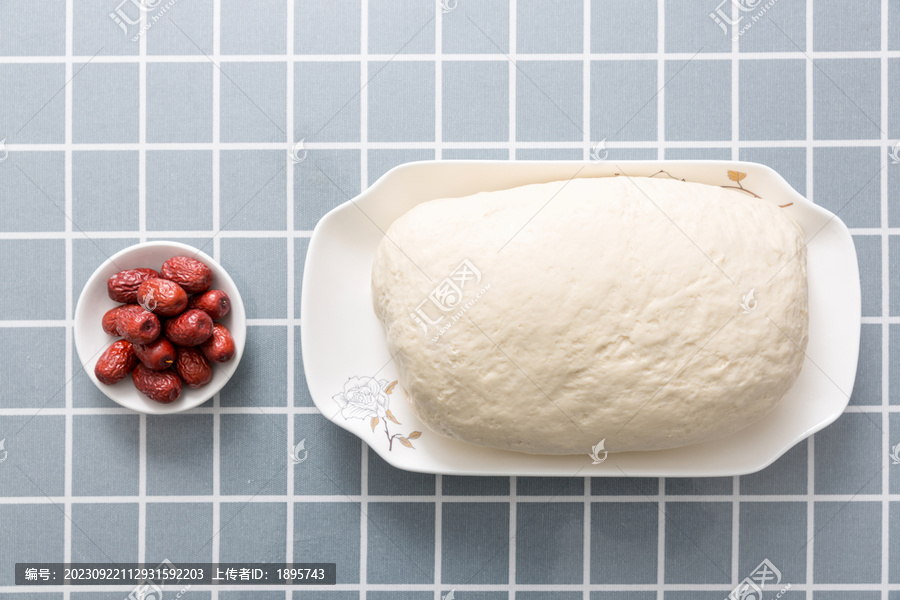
[188,289,230,320]
[133,336,177,371]
[115,306,160,345]
[132,363,182,403]
[102,304,133,336]
[175,346,213,388]
[200,323,236,363]
[160,256,213,294]
[137,278,188,317]
[107,268,158,303]
[165,309,213,346]
[95,340,138,385]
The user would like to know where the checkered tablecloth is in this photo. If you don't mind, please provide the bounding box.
[0,0,898,598]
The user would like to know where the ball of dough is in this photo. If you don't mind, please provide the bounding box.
[371,176,808,454]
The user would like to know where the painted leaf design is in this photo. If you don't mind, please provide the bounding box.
[370,416,379,431]
[407,431,422,439]
[398,437,414,448]
[385,409,401,425]
[384,381,398,394]
[727,170,746,182]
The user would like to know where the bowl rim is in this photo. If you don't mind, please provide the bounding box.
[74,240,247,414]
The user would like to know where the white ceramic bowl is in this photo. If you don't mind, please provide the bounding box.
[301,160,861,477]
[74,241,246,414]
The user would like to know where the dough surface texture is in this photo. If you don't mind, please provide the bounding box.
[371,176,808,454]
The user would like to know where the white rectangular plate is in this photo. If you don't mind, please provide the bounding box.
[300,160,860,477]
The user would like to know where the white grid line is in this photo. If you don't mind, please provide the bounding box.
[582,477,591,599]
[731,2,740,162]
[582,0,591,162]
[508,0,517,161]
[211,400,221,570]
[3,492,900,505]
[285,1,297,594]
[434,473,442,600]
[360,0,369,193]
[582,3,592,596]
[0,407,323,416]
[2,224,900,243]
[360,443,369,600]
[881,1,890,599]
[730,2,740,587]
[138,30,148,245]
[731,475,740,585]
[434,6,444,597]
[211,0,222,263]
[137,0,149,570]
[0,230,316,240]
[6,313,900,333]
[62,2,74,599]
[359,5,370,599]
[806,436,815,596]
[508,5,517,594]
[656,3,666,599]
[805,0,816,596]
[508,476,517,600]
[26,401,900,419]
[210,4,223,600]
[656,0,665,162]
[435,2,443,163]
[138,413,147,561]
[656,477,666,600]
[3,49,900,63]
[3,138,892,151]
